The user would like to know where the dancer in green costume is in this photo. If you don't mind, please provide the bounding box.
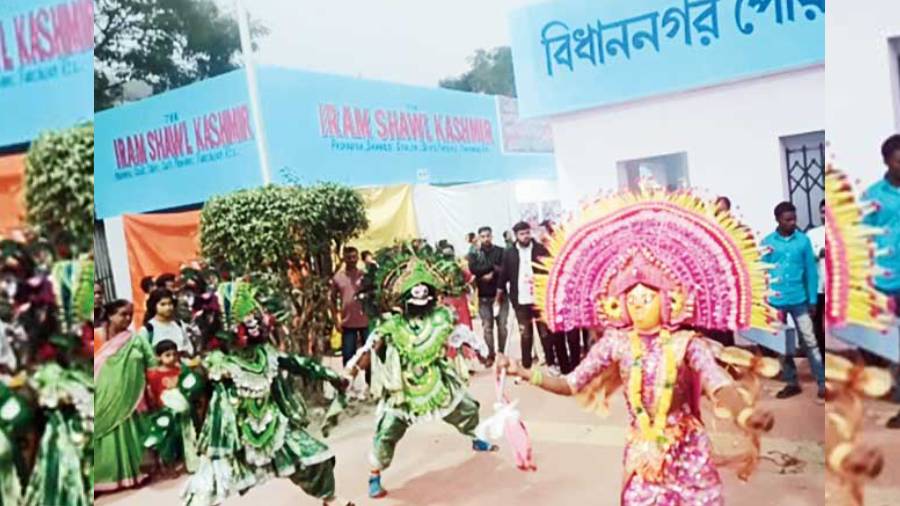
[23,362,93,506]
[182,281,354,506]
[0,253,94,506]
[347,244,495,499]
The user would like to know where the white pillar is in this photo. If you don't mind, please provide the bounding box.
[104,216,133,300]
[235,0,272,185]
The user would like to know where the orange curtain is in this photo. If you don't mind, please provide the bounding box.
[0,154,26,235]
[123,211,201,325]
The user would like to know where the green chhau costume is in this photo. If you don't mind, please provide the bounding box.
[20,258,95,505]
[0,383,33,505]
[143,366,205,471]
[351,257,488,471]
[0,247,95,505]
[182,344,346,506]
[22,364,93,506]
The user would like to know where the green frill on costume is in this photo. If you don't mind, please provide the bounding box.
[22,364,93,506]
[144,367,205,472]
[94,333,155,491]
[50,257,94,332]
[183,345,343,506]
[370,307,468,422]
[0,383,33,505]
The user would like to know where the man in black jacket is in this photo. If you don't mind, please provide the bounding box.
[498,221,569,372]
[467,226,508,366]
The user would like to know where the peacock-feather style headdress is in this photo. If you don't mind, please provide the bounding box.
[824,165,893,330]
[360,241,466,318]
[535,183,777,333]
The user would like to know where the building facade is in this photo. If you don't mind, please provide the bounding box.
[827,0,900,184]
[509,0,825,233]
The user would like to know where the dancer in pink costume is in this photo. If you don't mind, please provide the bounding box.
[498,185,781,505]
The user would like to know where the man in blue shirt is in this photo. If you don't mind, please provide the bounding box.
[866,135,900,428]
[762,202,825,400]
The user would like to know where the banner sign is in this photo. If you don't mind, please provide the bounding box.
[317,104,496,153]
[498,96,554,154]
[0,0,93,147]
[95,67,556,217]
[95,71,262,218]
[111,105,254,174]
[259,67,555,187]
[509,0,825,117]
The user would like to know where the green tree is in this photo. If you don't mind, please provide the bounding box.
[24,124,94,256]
[94,0,268,111]
[199,183,368,355]
[200,185,306,275]
[439,46,517,97]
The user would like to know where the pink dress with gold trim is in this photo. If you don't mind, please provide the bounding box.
[566,331,733,506]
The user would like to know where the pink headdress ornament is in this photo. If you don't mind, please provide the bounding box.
[535,181,777,333]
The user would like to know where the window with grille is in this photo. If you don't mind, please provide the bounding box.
[780,131,825,231]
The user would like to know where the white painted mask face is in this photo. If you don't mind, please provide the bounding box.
[407,284,432,306]
[243,315,261,337]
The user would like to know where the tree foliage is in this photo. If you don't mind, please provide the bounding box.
[199,183,368,277]
[24,124,94,255]
[295,183,369,256]
[94,0,268,110]
[199,183,368,355]
[200,185,306,276]
[439,46,517,97]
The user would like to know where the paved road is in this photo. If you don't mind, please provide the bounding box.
[97,359,827,506]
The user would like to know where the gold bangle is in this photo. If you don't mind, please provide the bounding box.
[828,442,854,472]
[736,407,754,429]
[530,368,543,386]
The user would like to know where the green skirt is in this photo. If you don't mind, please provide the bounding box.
[23,411,91,506]
[94,412,149,493]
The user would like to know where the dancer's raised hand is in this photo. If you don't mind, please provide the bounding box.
[841,444,884,479]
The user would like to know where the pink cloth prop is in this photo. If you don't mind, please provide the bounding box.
[496,372,536,471]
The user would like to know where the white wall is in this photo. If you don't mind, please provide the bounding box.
[826,0,900,186]
[103,216,133,300]
[550,66,824,235]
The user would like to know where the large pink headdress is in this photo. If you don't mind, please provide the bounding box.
[535,185,777,333]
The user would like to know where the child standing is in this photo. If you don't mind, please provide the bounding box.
[145,340,181,411]
[144,339,200,476]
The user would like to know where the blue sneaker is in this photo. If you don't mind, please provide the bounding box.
[368,474,387,498]
[472,439,498,452]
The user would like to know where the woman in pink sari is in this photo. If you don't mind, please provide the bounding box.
[95,300,155,493]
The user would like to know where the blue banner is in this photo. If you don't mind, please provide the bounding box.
[509,0,824,117]
[258,66,554,187]
[0,0,93,147]
[94,70,263,218]
[94,66,556,218]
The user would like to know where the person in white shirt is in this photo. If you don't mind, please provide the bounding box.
[139,288,194,356]
[498,221,569,373]
[806,199,826,353]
